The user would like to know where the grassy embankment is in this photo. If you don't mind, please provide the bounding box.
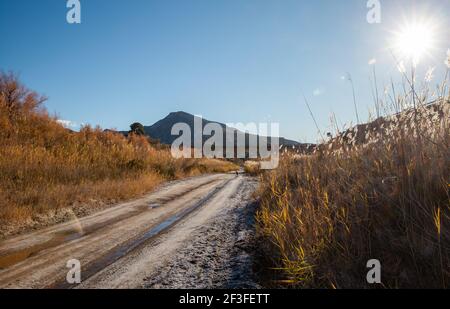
[257,64,450,288]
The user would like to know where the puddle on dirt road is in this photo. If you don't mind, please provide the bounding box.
[0,208,148,270]
[0,231,83,270]
[148,203,161,209]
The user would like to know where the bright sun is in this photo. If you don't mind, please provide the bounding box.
[392,20,436,65]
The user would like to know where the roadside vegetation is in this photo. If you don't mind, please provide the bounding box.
[256,59,450,288]
[0,73,237,237]
[244,161,262,176]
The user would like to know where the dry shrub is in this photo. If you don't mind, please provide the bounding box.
[244,161,262,176]
[178,158,239,176]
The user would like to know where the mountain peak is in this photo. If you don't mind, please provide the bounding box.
[168,111,192,117]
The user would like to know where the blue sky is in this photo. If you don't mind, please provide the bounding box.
[1,0,449,142]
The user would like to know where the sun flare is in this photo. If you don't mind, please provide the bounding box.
[392,20,436,65]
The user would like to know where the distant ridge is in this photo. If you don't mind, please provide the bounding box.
[121,111,306,150]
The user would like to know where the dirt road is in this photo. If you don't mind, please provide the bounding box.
[0,173,260,289]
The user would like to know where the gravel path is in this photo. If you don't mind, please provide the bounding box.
[143,177,260,289]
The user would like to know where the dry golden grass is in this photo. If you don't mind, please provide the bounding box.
[244,161,262,176]
[177,158,239,177]
[0,73,238,237]
[257,76,450,288]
